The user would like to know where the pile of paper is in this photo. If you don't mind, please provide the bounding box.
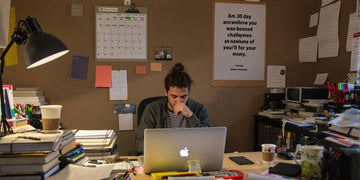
[74,129,118,158]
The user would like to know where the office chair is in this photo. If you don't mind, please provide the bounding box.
[136,96,164,127]
[128,96,164,156]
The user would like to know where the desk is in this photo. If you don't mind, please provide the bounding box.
[128,152,295,180]
[254,115,346,151]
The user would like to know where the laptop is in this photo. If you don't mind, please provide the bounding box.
[143,127,227,174]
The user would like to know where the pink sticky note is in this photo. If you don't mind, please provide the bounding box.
[136,66,147,74]
[95,65,112,87]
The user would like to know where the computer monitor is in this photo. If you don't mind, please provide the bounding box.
[143,127,227,174]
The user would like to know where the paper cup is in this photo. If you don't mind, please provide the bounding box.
[40,105,62,130]
[261,144,276,164]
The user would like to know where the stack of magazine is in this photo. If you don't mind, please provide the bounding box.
[74,129,118,158]
[0,131,63,179]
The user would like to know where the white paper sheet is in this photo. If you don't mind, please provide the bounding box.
[47,164,114,180]
[313,73,328,85]
[329,108,360,128]
[350,36,360,72]
[118,113,133,131]
[266,65,286,88]
[309,12,319,28]
[299,36,318,62]
[321,0,336,7]
[0,0,11,48]
[109,70,128,100]
[346,13,360,52]
[317,1,341,58]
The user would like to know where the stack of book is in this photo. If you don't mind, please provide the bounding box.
[13,87,47,106]
[0,131,63,179]
[74,129,118,158]
[60,129,77,155]
[58,129,89,168]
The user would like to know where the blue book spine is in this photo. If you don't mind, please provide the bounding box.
[3,89,12,119]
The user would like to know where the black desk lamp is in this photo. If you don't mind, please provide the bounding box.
[0,16,69,137]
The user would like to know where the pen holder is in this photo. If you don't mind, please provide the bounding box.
[40,105,62,130]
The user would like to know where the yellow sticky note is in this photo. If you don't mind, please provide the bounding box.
[151,63,162,72]
[5,7,18,66]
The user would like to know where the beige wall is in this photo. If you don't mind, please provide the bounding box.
[2,0,355,155]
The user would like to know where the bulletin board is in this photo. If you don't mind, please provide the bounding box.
[95,6,148,62]
[212,0,267,86]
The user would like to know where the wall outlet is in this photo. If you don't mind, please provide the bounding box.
[124,0,131,6]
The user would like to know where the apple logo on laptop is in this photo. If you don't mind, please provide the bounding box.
[179,147,189,157]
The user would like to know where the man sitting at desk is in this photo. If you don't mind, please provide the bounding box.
[135,63,210,154]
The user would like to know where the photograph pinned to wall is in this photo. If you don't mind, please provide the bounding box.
[155,46,172,60]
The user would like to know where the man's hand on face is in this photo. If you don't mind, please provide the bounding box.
[174,103,193,117]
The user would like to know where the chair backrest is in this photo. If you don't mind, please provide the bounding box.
[137,96,164,127]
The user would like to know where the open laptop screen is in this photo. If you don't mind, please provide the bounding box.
[143,127,227,173]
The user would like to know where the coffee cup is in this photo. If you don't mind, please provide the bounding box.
[40,105,62,131]
[261,144,276,164]
[296,145,323,179]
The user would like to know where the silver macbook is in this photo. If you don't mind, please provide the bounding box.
[143,127,227,174]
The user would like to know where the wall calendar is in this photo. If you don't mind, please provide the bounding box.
[95,6,148,62]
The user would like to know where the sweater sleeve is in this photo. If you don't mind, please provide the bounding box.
[186,104,210,127]
[135,106,157,154]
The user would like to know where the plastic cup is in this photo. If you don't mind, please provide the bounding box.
[40,105,62,130]
[261,144,276,164]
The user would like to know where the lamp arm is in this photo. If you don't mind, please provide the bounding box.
[0,39,15,76]
[0,36,16,137]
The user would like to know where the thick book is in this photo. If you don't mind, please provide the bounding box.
[0,131,62,154]
[69,152,85,163]
[13,96,46,102]
[0,164,59,180]
[0,150,59,165]
[0,156,59,173]
[75,129,114,139]
[60,139,76,155]
[82,136,117,151]
[3,85,15,118]
[62,136,75,147]
[13,90,43,97]
[64,146,84,158]
[3,88,12,119]
[75,134,115,146]
[62,129,77,141]
[15,87,41,91]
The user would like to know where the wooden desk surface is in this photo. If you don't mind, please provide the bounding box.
[128,151,295,180]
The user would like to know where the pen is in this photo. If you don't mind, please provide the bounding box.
[125,159,136,176]
[130,162,136,175]
[18,136,41,141]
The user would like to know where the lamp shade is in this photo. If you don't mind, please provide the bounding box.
[25,31,69,69]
